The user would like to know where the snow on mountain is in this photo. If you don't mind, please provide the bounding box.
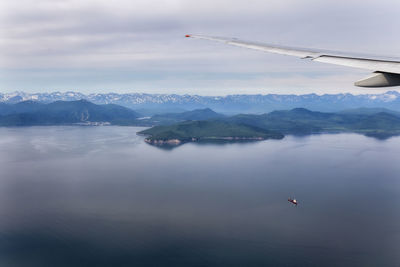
[0,91,400,114]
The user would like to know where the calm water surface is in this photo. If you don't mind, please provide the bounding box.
[0,126,399,267]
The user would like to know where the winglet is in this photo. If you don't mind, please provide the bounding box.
[185,34,191,38]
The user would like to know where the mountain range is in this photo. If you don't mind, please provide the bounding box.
[139,108,225,126]
[0,100,226,126]
[0,100,140,126]
[1,98,400,142]
[1,91,400,114]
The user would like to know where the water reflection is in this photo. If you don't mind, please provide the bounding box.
[0,127,399,267]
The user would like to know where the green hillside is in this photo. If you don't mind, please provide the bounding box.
[225,108,400,137]
[0,100,140,126]
[139,120,284,145]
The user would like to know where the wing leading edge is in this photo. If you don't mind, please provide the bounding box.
[185,34,400,88]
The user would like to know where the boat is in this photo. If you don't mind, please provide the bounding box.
[288,198,298,205]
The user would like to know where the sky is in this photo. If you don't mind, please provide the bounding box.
[1,0,400,95]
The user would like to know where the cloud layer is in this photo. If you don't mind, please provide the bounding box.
[1,0,400,95]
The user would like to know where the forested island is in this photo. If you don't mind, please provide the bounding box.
[139,120,284,145]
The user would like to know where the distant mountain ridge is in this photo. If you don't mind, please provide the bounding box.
[1,91,400,114]
[225,108,400,137]
[0,101,225,126]
[0,100,140,126]
[1,98,399,142]
[156,108,223,121]
[143,108,225,126]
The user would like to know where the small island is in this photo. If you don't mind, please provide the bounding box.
[138,120,284,146]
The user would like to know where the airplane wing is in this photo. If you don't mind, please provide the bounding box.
[185,34,400,87]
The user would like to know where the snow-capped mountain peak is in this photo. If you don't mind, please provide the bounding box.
[1,91,400,114]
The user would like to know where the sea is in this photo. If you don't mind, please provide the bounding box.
[0,126,399,267]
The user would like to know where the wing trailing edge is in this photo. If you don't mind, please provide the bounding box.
[186,34,400,87]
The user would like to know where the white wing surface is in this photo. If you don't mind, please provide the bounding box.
[185,34,400,87]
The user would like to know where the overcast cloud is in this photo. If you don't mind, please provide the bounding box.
[1,0,400,95]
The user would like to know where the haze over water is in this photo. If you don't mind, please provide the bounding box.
[0,126,399,267]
